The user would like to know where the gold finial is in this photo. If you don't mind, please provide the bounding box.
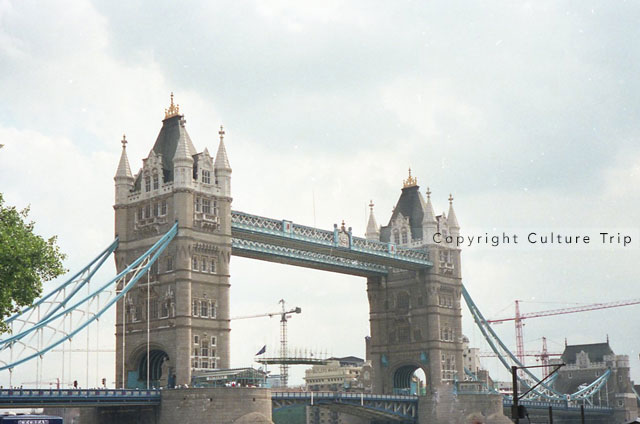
[121,134,127,148]
[403,167,418,188]
[449,193,454,204]
[368,200,374,211]
[164,92,181,119]
[426,187,431,199]
[219,125,225,142]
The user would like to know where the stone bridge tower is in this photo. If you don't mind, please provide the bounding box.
[113,95,232,388]
[366,170,463,396]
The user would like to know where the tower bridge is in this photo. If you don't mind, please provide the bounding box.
[1,96,637,424]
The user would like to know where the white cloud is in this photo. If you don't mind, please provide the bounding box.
[2,0,640,389]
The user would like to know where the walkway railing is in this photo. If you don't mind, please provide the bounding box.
[0,389,161,407]
[231,211,432,275]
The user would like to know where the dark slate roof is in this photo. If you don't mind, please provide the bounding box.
[132,115,198,190]
[561,342,614,364]
[380,185,425,242]
[151,115,197,182]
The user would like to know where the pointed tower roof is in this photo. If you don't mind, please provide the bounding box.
[422,187,436,224]
[365,200,380,240]
[147,94,197,180]
[379,169,428,242]
[447,194,460,229]
[214,125,231,171]
[115,134,133,179]
[173,119,194,165]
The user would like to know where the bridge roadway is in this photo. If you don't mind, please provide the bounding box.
[0,389,618,422]
[272,391,417,422]
[502,399,614,421]
[0,389,417,422]
[0,388,161,408]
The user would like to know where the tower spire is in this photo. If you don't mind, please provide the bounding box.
[214,125,231,170]
[365,200,380,240]
[447,193,460,231]
[115,134,133,179]
[423,187,436,223]
[173,126,193,165]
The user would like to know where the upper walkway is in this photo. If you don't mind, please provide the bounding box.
[231,210,432,276]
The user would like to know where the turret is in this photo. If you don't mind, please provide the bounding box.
[447,194,460,238]
[114,134,134,204]
[422,187,437,245]
[365,200,380,241]
[173,119,194,189]
[214,125,232,196]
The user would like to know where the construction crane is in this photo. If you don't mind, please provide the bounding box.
[479,337,562,376]
[231,299,301,387]
[488,298,640,372]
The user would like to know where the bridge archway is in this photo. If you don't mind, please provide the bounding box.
[392,364,427,396]
[127,346,172,389]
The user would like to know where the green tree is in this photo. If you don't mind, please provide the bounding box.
[0,193,66,333]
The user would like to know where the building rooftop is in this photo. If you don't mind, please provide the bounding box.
[561,342,614,365]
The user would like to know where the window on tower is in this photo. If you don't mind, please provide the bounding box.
[393,230,400,244]
[148,298,158,320]
[153,173,159,190]
[166,256,173,272]
[192,257,198,270]
[160,299,169,318]
[195,198,201,212]
[202,170,211,184]
[161,201,167,216]
[202,199,211,214]
[200,300,209,317]
[401,229,408,244]
[145,175,151,192]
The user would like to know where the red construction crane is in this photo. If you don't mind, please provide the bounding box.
[487,298,640,371]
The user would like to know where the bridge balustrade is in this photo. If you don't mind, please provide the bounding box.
[503,398,613,414]
[230,211,432,273]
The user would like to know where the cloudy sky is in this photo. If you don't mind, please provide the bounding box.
[1,1,639,387]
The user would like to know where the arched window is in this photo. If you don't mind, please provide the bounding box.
[144,175,151,192]
[152,173,159,190]
[401,229,408,244]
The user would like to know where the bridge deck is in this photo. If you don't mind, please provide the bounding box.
[0,389,161,408]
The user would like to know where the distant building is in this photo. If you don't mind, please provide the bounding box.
[304,357,371,393]
[191,367,266,388]
[461,335,482,376]
[551,340,638,422]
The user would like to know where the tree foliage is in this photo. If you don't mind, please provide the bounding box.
[0,194,66,333]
